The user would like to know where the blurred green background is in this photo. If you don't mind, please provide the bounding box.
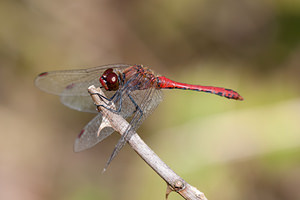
[1,0,300,200]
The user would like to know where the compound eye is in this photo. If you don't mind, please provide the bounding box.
[106,72,119,91]
[102,68,113,77]
[99,68,115,90]
[100,68,117,91]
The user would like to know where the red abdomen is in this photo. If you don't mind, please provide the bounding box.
[157,76,243,100]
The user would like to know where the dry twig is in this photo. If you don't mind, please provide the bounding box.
[88,85,208,200]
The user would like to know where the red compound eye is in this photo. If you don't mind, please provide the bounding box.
[99,68,119,91]
[102,68,113,77]
[106,72,119,90]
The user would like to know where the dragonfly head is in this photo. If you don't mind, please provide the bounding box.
[99,68,120,91]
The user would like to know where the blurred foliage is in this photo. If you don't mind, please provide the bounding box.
[0,0,300,200]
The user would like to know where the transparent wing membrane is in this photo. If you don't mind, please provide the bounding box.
[35,64,130,96]
[74,114,115,152]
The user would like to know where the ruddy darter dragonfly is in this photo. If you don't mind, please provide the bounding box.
[35,64,243,170]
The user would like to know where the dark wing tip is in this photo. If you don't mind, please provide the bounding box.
[73,129,85,152]
[37,72,49,77]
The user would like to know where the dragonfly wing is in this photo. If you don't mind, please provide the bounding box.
[35,64,130,96]
[60,91,116,113]
[60,95,97,113]
[74,113,115,152]
[130,88,164,130]
[103,83,163,170]
[35,64,130,112]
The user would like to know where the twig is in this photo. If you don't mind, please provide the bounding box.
[88,85,208,200]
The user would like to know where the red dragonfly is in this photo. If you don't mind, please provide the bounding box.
[35,64,243,169]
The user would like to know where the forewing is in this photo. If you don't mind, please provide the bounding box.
[35,64,130,112]
[35,64,130,96]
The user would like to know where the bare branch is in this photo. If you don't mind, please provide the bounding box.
[88,85,208,200]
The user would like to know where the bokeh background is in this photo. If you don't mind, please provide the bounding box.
[1,0,300,200]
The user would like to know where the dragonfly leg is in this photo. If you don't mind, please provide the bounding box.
[90,92,116,102]
[127,93,143,117]
[97,96,122,114]
[90,92,122,113]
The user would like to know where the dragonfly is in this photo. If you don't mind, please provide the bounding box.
[35,64,243,170]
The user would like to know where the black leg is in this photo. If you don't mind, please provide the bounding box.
[90,92,122,113]
[127,93,143,119]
